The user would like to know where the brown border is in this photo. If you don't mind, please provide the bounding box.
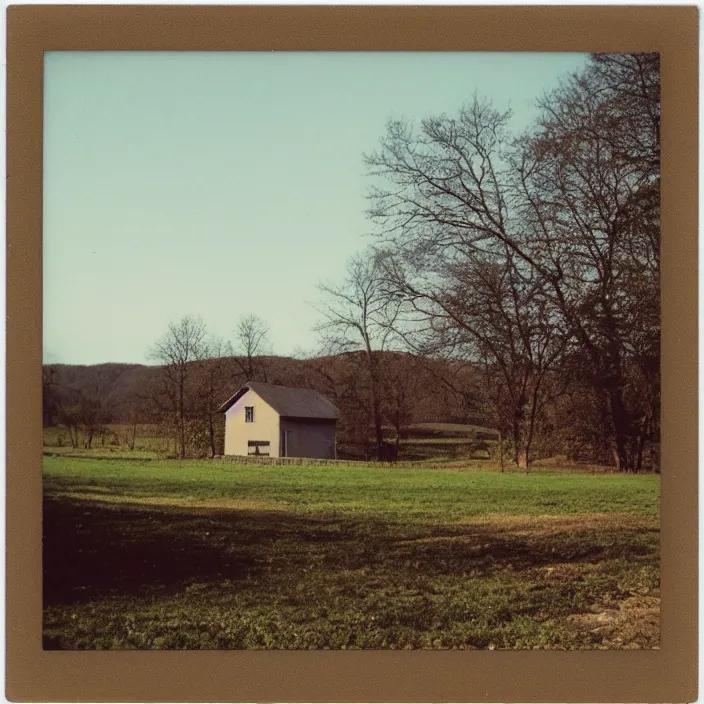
[6,5,698,702]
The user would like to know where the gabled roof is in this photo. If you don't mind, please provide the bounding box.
[217,381,339,420]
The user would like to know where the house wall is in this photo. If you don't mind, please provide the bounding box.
[279,418,337,460]
[224,389,281,457]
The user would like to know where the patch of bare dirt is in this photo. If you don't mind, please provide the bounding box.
[540,562,599,582]
[565,595,660,649]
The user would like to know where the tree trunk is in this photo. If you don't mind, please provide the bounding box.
[522,382,542,473]
[498,428,504,473]
[208,412,216,458]
[635,432,646,472]
[649,445,659,473]
[511,393,526,467]
[67,424,78,449]
[608,385,633,471]
[364,342,385,459]
[372,394,384,459]
[512,420,521,466]
[178,375,186,459]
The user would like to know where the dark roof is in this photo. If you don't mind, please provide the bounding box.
[217,381,339,420]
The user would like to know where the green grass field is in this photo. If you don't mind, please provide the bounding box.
[43,456,660,650]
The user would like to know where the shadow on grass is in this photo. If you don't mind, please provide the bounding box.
[43,491,659,612]
[43,495,371,607]
[43,496,260,606]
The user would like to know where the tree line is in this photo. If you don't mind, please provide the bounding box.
[44,53,659,471]
[323,52,659,471]
[43,324,476,459]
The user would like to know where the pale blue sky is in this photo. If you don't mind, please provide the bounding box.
[43,51,588,365]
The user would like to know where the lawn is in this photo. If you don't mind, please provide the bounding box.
[43,456,660,650]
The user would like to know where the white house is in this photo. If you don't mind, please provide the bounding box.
[217,381,339,459]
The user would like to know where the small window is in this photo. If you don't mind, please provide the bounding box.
[245,406,254,423]
[248,440,270,456]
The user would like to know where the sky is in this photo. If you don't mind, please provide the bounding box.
[43,51,588,365]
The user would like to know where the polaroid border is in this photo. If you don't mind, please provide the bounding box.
[6,5,698,702]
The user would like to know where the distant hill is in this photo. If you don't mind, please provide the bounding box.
[43,352,485,429]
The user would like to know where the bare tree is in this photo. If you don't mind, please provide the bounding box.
[42,367,60,428]
[366,54,659,470]
[49,370,113,450]
[379,352,422,452]
[118,395,147,451]
[79,392,108,449]
[232,314,271,382]
[148,315,208,459]
[314,249,401,460]
[317,350,376,460]
[446,256,566,467]
[198,336,234,457]
[516,53,660,469]
[54,387,83,449]
[378,248,565,468]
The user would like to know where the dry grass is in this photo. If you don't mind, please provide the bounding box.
[53,490,288,512]
[566,596,660,649]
